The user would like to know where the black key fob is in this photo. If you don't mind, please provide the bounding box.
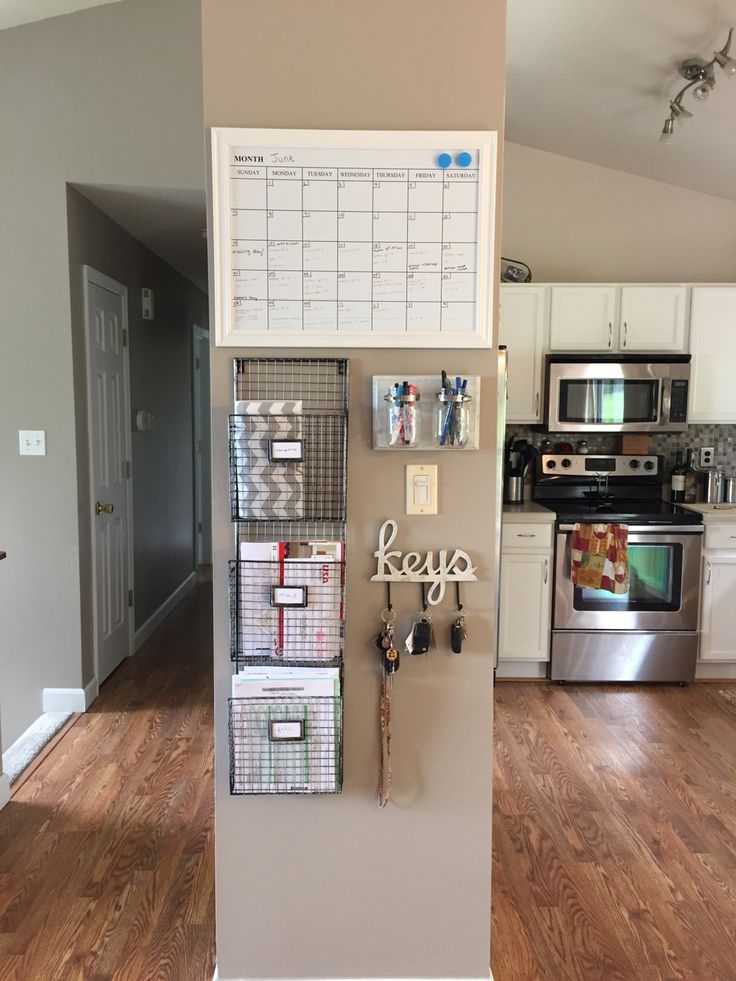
[411,619,432,655]
[451,621,464,654]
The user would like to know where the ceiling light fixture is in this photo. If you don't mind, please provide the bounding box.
[659,27,735,140]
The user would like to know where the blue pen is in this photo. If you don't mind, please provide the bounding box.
[440,384,454,446]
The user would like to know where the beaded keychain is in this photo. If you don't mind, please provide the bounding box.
[376,587,399,807]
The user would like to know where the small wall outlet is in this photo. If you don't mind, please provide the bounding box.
[19,430,46,456]
[700,446,715,468]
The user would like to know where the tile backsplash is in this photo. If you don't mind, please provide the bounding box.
[505,424,736,478]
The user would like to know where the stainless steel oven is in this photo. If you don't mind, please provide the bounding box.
[535,452,704,683]
[545,354,690,433]
[554,525,702,633]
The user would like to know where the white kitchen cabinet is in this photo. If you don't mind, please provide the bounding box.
[700,553,736,661]
[549,284,689,353]
[689,287,736,423]
[549,286,617,351]
[498,516,554,663]
[499,285,547,422]
[619,285,688,352]
[498,551,552,661]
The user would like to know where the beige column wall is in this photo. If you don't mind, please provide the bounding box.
[202,3,507,977]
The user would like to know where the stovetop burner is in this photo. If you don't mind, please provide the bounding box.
[541,499,702,526]
[532,453,703,527]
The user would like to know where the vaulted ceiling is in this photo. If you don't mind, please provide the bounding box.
[0,0,122,30]
[506,0,736,201]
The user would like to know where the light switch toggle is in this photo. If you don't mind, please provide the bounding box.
[406,464,438,515]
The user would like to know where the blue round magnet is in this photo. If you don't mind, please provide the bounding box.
[456,151,472,167]
[437,152,452,168]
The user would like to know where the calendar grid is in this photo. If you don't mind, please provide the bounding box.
[228,157,481,337]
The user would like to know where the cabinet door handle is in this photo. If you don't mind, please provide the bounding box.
[623,321,628,347]
[706,562,712,585]
[544,558,549,584]
[535,391,540,416]
[516,533,537,538]
[608,321,613,348]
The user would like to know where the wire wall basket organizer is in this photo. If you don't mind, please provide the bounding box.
[229,696,343,795]
[229,559,345,666]
[234,357,348,412]
[229,412,347,522]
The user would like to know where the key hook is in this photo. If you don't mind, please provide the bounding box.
[421,582,428,612]
[455,580,463,612]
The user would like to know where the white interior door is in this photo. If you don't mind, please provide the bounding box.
[84,268,132,683]
[193,327,212,565]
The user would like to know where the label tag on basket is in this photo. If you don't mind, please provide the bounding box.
[271,585,308,608]
[269,719,305,742]
[268,439,303,462]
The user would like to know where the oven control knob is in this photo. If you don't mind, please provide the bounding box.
[546,460,557,470]
[629,459,640,470]
[561,458,572,469]
[644,460,655,472]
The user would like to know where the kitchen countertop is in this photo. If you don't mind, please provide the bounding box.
[681,503,736,521]
[502,501,555,522]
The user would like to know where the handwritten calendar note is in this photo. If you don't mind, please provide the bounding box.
[212,130,497,347]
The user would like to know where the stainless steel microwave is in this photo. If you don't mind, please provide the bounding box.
[544,354,691,433]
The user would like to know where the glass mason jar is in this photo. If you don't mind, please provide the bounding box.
[436,391,471,447]
[385,384,419,446]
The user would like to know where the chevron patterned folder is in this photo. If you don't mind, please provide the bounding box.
[234,400,305,519]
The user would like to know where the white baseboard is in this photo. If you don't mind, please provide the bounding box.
[0,773,10,811]
[695,662,736,680]
[43,676,98,713]
[213,972,491,981]
[496,660,548,679]
[134,571,197,651]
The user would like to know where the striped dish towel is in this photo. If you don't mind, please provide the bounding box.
[571,523,629,594]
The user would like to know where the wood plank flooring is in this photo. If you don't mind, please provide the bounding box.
[492,682,736,981]
[0,578,215,981]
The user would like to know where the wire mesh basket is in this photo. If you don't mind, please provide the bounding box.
[229,695,343,795]
[229,412,347,522]
[229,559,344,666]
[234,357,348,412]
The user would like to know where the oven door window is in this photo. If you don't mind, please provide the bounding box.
[575,543,682,612]
[558,379,659,426]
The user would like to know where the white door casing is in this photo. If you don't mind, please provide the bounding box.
[83,267,133,683]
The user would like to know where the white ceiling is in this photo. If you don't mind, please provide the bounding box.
[506,0,736,201]
[75,185,208,293]
[0,0,122,30]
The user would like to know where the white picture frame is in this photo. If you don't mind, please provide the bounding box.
[210,127,498,349]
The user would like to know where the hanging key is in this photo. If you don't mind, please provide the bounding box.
[450,609,467,654]
[383,645,400,674]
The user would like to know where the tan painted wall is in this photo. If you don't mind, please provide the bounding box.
[503,142,736,282]
[201,1,507,978]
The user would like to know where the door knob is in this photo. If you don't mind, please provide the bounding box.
[95,501,114,515]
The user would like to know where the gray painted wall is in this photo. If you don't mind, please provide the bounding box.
[202,0,506,977]
[0,0,204,748]
[66,188,208,651]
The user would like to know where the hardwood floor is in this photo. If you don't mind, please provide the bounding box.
[492,682,736,981]
[0,579,215,981]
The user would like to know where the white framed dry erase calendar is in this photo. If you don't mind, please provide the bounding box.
[210,128,498,348]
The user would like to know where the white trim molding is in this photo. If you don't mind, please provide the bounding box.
[134,571,197,651]
[0,773,10,811]
[43,676,98,713]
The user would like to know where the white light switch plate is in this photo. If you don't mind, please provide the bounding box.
[406,464,438,515]
[19,430,46,456]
